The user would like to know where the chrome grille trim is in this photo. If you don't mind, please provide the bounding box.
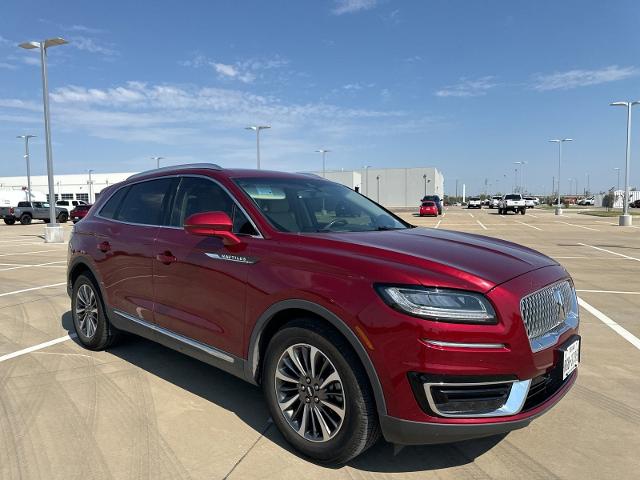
[520,280,579,352]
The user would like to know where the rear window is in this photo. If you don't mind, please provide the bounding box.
[17,202,30,207]
[470,197,480,201]
[505,194,522,200]
[421,201,435,206]
[115,178,174,225]
[99,186,129,219]
[422,195,440,202]
[75,205,91,211]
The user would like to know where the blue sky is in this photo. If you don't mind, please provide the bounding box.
[1,0,639,195]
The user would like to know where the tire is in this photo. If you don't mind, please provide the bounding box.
[520,208,526,215]
[71,274,118,351]
[263,319,380,464]
[57,212,68,223]
[19,214,32,225]
[3,218,15,225]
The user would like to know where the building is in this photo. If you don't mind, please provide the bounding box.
[0,172,134,204]
[317,167,444,207]
[0,165,444,208]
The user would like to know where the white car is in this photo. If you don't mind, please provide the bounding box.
[524,197,536,209]
[498,194,526,215]
[488,195,502,209]
[56,199,88,213]
[467,197,482,209]
[578,197,595,206]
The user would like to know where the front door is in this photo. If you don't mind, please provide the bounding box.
[153,176,261,358]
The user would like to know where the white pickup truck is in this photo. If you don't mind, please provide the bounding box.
[498,194,526,215]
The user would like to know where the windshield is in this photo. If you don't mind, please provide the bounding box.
[236,177,410,233]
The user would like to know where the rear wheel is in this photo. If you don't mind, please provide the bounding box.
[520,208,526,215]
[57,212,68,223]
[3,218,15,225]
[263,320,379,464]
[19,214,32,225]
[72,274,118,350]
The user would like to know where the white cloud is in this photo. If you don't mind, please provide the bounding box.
[532,65,638,91]
[332,0,377,15]
[69,36,118,56]
[182,54,288,84]
[0,62,17,70]
[435,76,498,97]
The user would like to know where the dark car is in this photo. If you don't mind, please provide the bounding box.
[420,195,442,215]
[67,164,580,463]
[630,199,640,208]
[70,204,92,223]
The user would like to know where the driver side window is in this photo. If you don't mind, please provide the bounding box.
[170,177,257,235]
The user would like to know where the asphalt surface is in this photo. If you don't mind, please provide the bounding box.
[0,207,639,479]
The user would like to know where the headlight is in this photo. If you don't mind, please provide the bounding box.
[375,285,497,324]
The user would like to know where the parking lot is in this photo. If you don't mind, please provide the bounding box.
[0,208,639,480]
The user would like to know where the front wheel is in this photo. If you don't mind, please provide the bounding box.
[520,208,526,215]
[3,218,15,225]
[19,214,32,225]
[263,320,379,464]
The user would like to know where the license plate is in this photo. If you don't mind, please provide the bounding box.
[561,339,580,380]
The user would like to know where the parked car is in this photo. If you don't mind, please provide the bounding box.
[577,197,595,206]
[70,204,92,223]
[420,195,442,215]
[498,194,527,215]
[56,199,89,213]
[419,200,438,217]
[524,197,536,209]
[68,164,580,463]
[1,201,68,225]
[630,199,640,208]
[467,197,482,209]
[488,195,502,209]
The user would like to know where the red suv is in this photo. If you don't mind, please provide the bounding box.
[67,164,580,463]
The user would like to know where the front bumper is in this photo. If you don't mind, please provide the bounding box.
[381,368,577,445]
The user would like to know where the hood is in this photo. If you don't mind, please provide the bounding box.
[310,227,558,290]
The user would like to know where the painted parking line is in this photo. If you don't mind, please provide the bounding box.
[434,220,441,229]
[577,289,640,295]
[556,221,599,231]
[0,249,64,258]
[578,243,640,262]
[468,212,475,218]
[527,213,539,218]
[476,220,487,230]
[578,297,640,351]
[0,282,67,298]
[0,260,66,272]
[515,220,542,231]
[0,334,76,363]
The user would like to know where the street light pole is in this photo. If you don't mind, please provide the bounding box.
[246,125,270,169]
[88,169,94,203]
[549,138,573,215]
[151,156,164,169]
[610,101,640,226]
[315,149,330,178]
[614,167,620,191]
[19,37,68,242]
[17,135,36,202]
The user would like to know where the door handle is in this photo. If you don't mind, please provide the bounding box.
[98,241,111,253]
[156,251,177,265]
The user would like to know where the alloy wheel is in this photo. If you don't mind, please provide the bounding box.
[274,343,346,443]
[75,284,98,338]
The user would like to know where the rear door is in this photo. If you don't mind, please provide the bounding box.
[152,176,262,357]
[94,177,176,323]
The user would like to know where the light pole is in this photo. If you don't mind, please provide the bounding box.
[17,135,36,202]
[614,167,620,191]
[376,175,381,203]
[87,169,94,203]
[246,125,270,169]
[549,138,573,215]
[363,165,371,197]
[151,156,164,169]
[316,149,330,178]
[19,37,68,242]
[610,101,639,226]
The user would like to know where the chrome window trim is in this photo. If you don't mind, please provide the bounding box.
[113,309,235,363]
[520,279,580,353]
[95,173,263,239]
[423,379,532,418]
[423,339,506,349]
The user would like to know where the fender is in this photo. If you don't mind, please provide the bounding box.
[67,255,108,302]
[245,299,388,417]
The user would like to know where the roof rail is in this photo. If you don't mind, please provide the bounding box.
[127,163,223,180]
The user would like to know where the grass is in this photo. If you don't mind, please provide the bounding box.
[577,210,640,217]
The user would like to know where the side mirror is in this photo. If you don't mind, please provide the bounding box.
[184,211,242,246]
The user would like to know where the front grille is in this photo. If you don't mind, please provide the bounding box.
[520,280,576,343]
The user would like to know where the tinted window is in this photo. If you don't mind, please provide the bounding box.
[99,186,129,219]
[422,195,441,203]
[170,177,257,235]
[17,202,30,207]
[505,194,521,200]
[116,179,173,225]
